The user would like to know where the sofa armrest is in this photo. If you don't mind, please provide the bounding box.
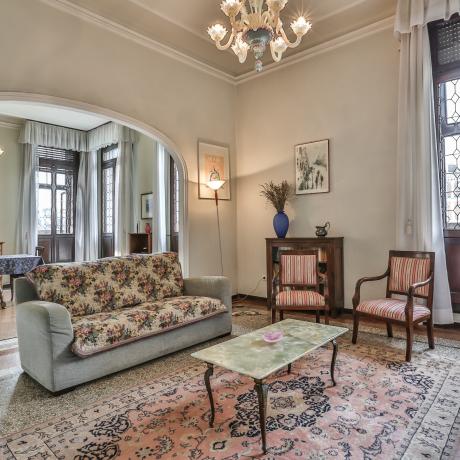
[183,276,232,312]
[14,277,39,304]
[16,301,74,391]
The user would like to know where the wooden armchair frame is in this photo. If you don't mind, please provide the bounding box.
[352,250,435,361]
[273,249,330,324]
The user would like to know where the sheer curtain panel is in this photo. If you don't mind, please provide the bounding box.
[75,150,98,261]
[114,126,137,256]
[395,0,459,324]
[16,143,38,255]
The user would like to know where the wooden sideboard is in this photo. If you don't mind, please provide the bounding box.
[266,237,344,317]
[128,233,152,254]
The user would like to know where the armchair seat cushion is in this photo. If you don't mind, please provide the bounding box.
[276,290,325,307]
[71,296,227,357]
[356,299,431,322]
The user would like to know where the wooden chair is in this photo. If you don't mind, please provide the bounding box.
[272,250,329,324]
[352,250,435,362]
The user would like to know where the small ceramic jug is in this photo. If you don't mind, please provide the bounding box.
[315,222,330,237]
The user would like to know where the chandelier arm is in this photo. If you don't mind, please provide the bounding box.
[279,27,302,48]
[270,43,283,62]
[215,30,236,50]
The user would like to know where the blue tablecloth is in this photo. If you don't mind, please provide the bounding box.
[0,254,44,275]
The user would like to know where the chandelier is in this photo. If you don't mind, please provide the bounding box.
[208,0,312,73]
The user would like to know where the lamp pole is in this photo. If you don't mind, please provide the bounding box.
[207,180,226,276]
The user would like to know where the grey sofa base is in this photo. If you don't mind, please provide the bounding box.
[15,276,232,393]
[23,314,232,393]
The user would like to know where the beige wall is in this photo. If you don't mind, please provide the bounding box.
[0,125,21,284]
[235,29,400,306]
[0,1,400,303]
[0,0,237,286]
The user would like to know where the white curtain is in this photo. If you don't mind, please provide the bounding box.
[75,150,98,261]
[88,122,136,151]
[16,144,38,255]
[19,120,87,151]
[114,127,136,256]
[395,0,458,324]
[152,142,169,253]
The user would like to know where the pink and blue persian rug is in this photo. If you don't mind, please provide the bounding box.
[1,328,460,459]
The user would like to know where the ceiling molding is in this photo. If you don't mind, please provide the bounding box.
[39,0,396,87]
[39,0,236,84]
[0,119,21,130]
[126,0,211,44]
[235,16,395,85]
[126,0,375,53]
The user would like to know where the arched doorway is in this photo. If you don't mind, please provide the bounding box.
[0,92,189,274]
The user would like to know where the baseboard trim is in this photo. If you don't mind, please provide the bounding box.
[232,294,267,304]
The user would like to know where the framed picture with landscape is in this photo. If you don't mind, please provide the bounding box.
[295,139,330,195]
[198,140,231,200]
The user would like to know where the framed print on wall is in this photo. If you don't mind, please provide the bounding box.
[141,192,153,219]
[295,139,330,195]
[198,140,231,200]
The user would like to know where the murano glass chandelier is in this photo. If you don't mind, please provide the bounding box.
[208,0,312,72]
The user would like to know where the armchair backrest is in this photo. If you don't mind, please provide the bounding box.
[279,250,319,290]
[387,250,435,300]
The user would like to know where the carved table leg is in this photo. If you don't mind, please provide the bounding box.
[204,363,215,427]
[330,339,338,386]
[254,379,268,454]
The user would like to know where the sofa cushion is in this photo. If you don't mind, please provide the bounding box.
[26,253,184,317]
[71,296,227,357]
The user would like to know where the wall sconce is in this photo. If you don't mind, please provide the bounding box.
[0,147,4,157]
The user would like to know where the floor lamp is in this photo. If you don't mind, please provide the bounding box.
[207,180,226,276]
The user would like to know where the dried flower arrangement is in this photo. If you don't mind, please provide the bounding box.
[260,180,293,213]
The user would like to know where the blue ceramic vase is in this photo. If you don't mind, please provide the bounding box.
[273,211,289,238]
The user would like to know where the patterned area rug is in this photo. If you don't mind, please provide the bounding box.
[1,317,460,459]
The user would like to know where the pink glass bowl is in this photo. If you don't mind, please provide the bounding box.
[262,330,284,343]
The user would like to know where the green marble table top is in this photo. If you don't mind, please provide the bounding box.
[191,319,348,380]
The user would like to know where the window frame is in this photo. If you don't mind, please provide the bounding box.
[430,16,460,235]
[100,143,118,257]
[36,146,79,262]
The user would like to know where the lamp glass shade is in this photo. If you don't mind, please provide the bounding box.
[207,180,226,191]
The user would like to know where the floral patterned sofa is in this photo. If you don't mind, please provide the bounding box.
[15,253,232,392]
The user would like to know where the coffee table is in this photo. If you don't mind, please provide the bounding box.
[191,318,348,454]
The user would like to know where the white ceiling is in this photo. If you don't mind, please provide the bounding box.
[0,102,109,130]
[65,0,397,77]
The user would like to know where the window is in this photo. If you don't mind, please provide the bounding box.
[100,144,118,257]
[169,157,180,253]
[36,146,79,262]
[430,16,460,230]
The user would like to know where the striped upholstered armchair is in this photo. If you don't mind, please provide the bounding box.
[352,250,435,361]
[273,250,329,324]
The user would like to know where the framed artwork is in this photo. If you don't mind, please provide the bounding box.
[295,139,330,195]
[198,140,231,200]
[141,192,153,219]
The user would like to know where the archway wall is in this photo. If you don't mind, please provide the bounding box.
[0,0,237,286]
